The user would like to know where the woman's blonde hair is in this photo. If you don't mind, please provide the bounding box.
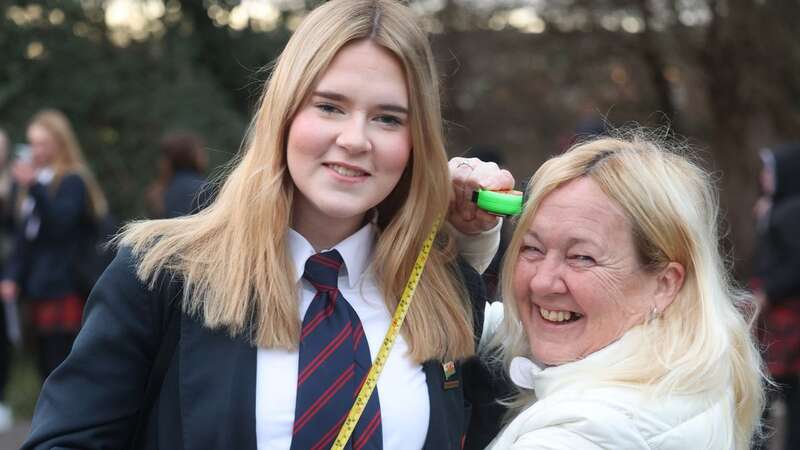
[119,0,474,362]
[493,131,766,449]
[27,109,108,220]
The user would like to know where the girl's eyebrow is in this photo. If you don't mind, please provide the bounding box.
[312,90,408,115]
[312,90,346,102]
[377,103,408,114]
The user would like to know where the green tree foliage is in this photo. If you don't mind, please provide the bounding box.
[0,0,290,218]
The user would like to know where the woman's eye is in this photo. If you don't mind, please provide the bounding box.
[315,103,342,114]
[520,245,543,257]
[569,254,596,264]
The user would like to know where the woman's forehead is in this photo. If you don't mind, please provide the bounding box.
[527,178,631,245]
[537,178,625,222]
[28,123,53,139]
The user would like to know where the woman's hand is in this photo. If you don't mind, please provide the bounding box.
[448,157,515,235]
[12,160,37,187]
[1,280,18,303]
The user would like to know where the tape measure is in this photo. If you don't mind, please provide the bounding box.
[331,217,442,450]
[471,189,524,217]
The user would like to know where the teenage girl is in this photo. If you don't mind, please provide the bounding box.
[22,1,513,449]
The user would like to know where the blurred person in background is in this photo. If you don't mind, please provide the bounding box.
[145,131,209,218]
[0,128,14,433]
[0,129,13,208]
[0,109,108,381]
[484,134,766,449]
[752,143,800,450]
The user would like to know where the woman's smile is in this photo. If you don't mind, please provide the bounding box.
[514,177,657,365]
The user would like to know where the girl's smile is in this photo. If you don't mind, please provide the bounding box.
[286,39,411,249]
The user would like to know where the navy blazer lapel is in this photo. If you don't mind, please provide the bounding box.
[422,360,465,450]
[180,313,257,450]
[422,361,448,450]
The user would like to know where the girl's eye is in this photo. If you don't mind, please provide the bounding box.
[375,114,403,127]
[315,103,342,114]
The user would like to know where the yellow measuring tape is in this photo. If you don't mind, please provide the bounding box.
[331,217,441,449]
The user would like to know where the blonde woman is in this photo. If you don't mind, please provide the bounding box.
[22,0,514,449]
[0,109,107,380]
[484,134,765,449]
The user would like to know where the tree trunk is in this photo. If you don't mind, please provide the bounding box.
[700,0,760,280]
[634,0,679,130]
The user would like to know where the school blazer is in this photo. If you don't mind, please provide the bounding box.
[4,174,89,300]
[23,246,503,449]
[161,170,208,218]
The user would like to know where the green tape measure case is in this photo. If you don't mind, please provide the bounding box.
[471,189,524,216]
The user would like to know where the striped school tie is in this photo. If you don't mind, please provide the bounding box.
[290,250,383,450]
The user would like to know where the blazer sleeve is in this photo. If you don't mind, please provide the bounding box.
[22,247,163,449]
[3,183,29,284]
[3,219,30,285]
[452,220,502,275]
[29,173,88,241]
[458,259,511,450]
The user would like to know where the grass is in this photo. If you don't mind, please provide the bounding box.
[7,349,41,420]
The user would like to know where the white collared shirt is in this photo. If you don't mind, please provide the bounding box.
[22,167,55,240]
[255,222,430,450]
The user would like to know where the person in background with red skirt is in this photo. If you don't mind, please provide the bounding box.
[753,143,800,450]
[0,109,108,381]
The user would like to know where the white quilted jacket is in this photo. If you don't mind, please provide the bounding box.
[483,304,736,450]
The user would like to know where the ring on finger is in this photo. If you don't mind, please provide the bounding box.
[456,161,474,171]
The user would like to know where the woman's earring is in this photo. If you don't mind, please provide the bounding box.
[647,306,660,323]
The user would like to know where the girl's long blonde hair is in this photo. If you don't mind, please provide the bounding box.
[119,0,474,363]
[493,132,766,449]
[26,109,108,220]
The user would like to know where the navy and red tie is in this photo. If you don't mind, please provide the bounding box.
[290,250,383,450]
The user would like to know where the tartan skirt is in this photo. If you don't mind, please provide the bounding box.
[760,299,800,378]
[30,293,84,334]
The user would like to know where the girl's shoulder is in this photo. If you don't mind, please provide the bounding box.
[55,171,88,192]
[60,170,86,182]
[99,246,155,294]
[102,245,181,299]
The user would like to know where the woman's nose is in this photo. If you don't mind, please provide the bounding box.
[528,256,567,296]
